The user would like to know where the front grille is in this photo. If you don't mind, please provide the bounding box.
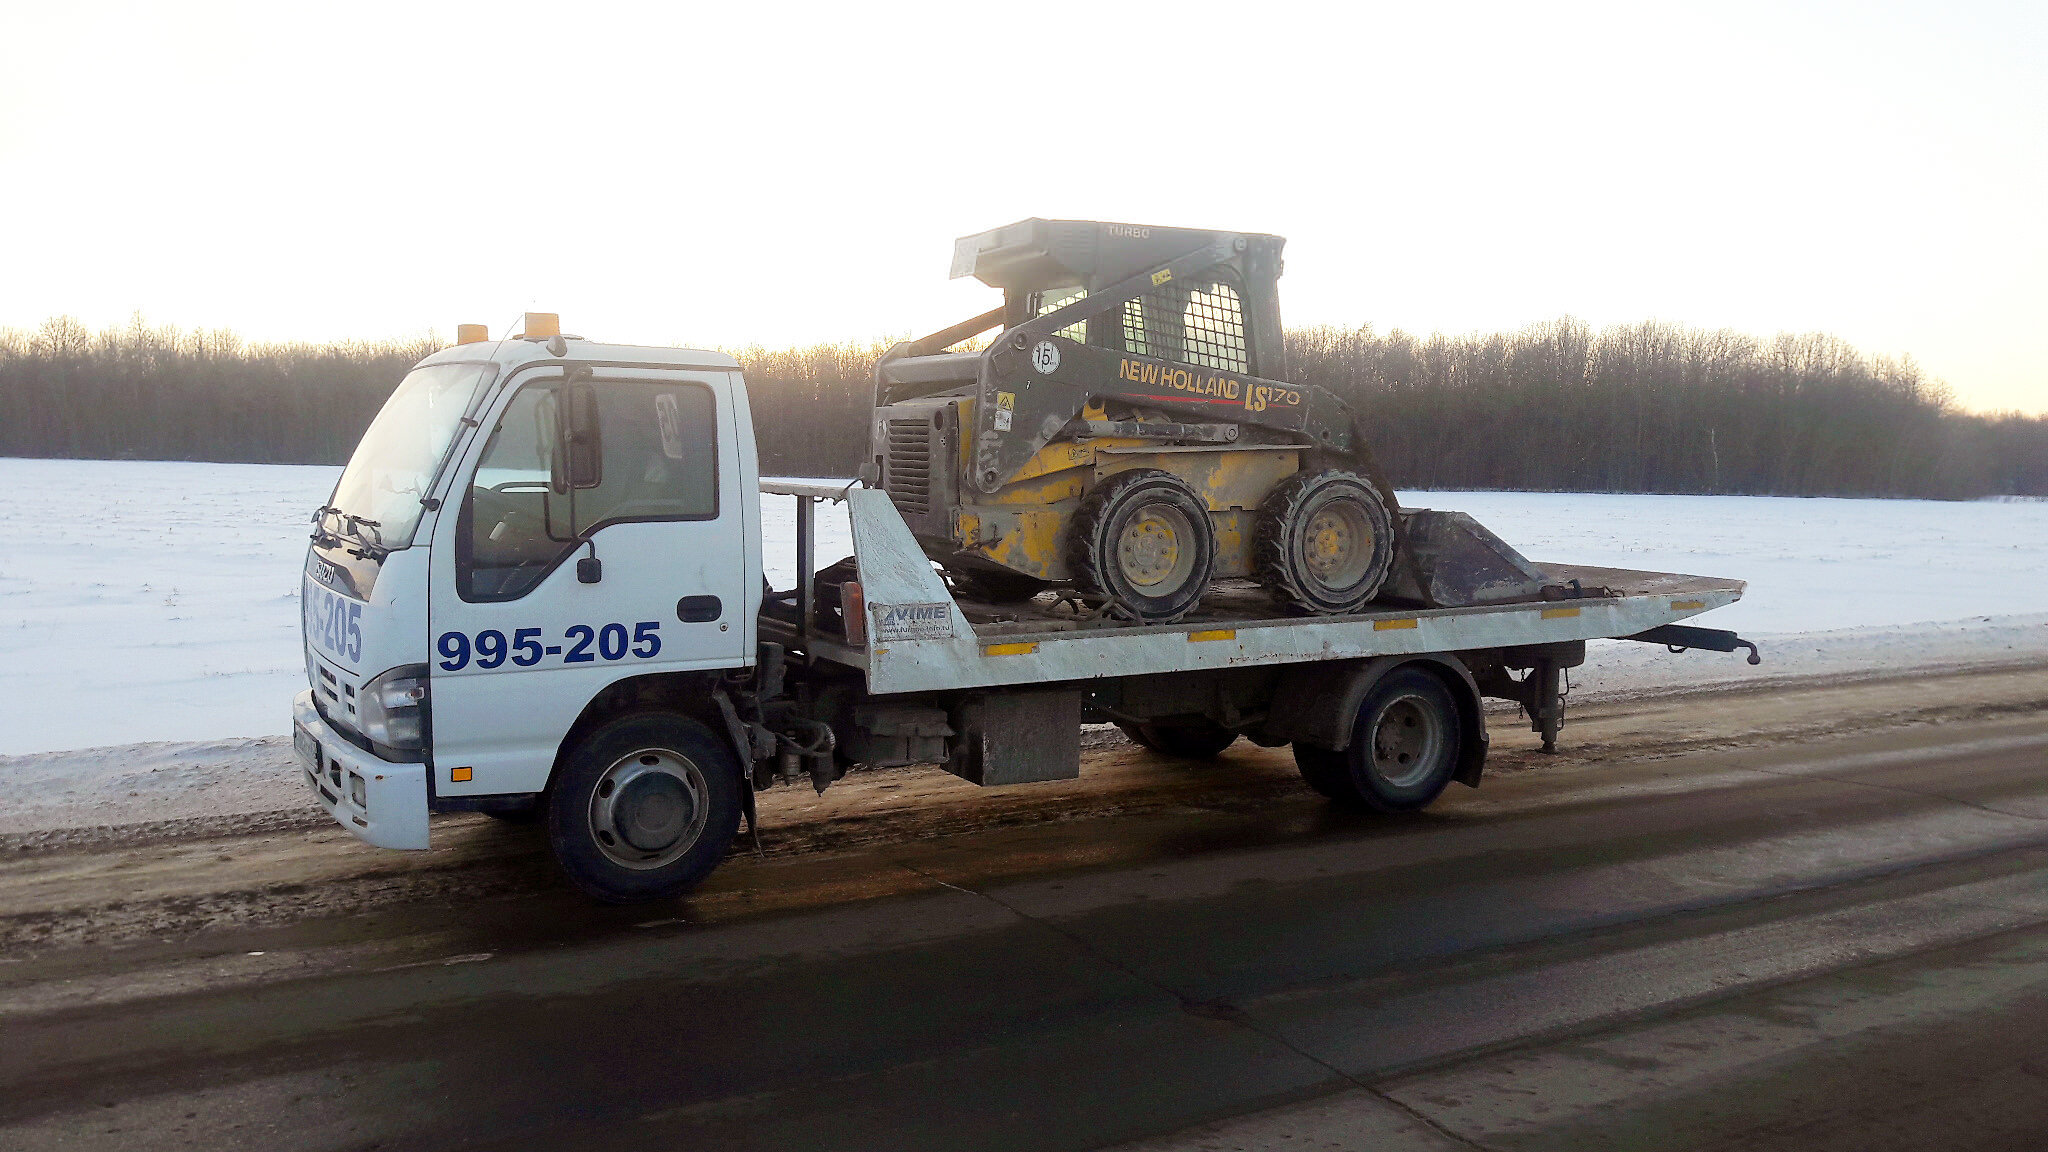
[312,655,360,729]
[885,418,933,515]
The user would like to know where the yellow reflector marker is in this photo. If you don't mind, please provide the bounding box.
[1542,607,1581,619]
[982,641,1038,657]
[1374,618,1419,631]
[1671,599,1705,611]
[451,766,473,782]
[522,311,560,338]
[455,323,488,345]
[1187,628,1236,642]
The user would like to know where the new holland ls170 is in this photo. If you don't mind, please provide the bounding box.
[871,218,1547,622]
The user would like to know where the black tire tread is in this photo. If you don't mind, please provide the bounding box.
[1291,666,1462,812]
[1068,469,1216,624]
[1255,470,1395,615]
[544,711,743,904]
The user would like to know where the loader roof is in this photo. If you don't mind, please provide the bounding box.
[950,218,1284,293]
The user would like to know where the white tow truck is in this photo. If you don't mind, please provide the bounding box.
[296,314,1756,902]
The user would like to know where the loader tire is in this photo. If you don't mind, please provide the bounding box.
[1256,470,1395,615]
[1069,469,1216,623]
[948,566,1051,603]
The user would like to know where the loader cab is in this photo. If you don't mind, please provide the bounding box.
[960,218,1287,379]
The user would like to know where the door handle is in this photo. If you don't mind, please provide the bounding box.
[677,595,722,623]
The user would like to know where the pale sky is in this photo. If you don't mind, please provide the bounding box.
[3,1,2042,413]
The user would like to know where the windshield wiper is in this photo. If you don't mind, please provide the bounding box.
[309,507,391,563]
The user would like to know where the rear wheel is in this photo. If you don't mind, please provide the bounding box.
[1294,666,1462,811]
[1257,470,1395,615]
[1116,718,1238,760]
[545,712,743,903]
[1070,469,1216,623]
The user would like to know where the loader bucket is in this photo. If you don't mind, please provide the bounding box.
[1385,510,1549,608]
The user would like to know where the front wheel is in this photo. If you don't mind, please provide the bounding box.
[1294,666,1463,812]
[546,712,744,903]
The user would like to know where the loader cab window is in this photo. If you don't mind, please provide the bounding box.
[1031,286,1089,343]
[1122,277,1248,374]
[458,377,720,602]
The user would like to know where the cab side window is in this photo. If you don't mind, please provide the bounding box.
[458,379,719,602]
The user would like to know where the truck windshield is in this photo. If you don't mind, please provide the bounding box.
[327,362,497,549]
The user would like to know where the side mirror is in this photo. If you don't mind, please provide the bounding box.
[550,380,603,494]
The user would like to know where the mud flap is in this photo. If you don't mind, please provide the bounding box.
[946,689,1083,786]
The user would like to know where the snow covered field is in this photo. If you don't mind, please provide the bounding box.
[3,457,2047,757]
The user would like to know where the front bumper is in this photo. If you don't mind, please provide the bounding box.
[294,690,431,849]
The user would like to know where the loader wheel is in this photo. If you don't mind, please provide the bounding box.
[948,566,1051,603]
[1070,469,1216,623]
[545,712,743,903]
[1256,470,1394,615]
[1117,719,1238,760]
[1294,666,1462,812]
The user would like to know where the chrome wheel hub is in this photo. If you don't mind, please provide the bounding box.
[587,747,709,870]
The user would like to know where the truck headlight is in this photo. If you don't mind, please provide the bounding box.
[359,664,430,756]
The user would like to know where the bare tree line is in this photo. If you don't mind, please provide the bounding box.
[2,314,2042,499]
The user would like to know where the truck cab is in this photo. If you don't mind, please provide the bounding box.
[296,316,761,895]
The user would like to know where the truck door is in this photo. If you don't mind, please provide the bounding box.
[427,366,751,797]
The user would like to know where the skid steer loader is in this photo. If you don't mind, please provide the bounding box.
[870,219,1543,622]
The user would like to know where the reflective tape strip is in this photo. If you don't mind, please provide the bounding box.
[1374,618,1419,631]
[1542,607,1581,619]
[1670,599,1705,611]
[1187,629,1236,642]
[982,641,1039,657]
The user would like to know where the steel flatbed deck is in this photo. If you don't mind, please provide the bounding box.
[761,481,1745,697]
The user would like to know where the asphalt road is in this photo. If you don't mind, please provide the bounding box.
[7,705,2048,1150]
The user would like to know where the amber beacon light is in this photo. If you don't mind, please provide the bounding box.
[455,323,489,345]
[522,312,561,339]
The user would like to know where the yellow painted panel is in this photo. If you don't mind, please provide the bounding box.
[1374,618,1419,631]
[1542,606,1582,619]
[1093,448,1299,512]
[1209,509,1253,578]
[1187,628,1236,642]
[982,642,1039,657]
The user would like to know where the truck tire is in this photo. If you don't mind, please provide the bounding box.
[545,712,743,903]
[1070,469,1216,623]
[1293,665,1462,811]
[948,566,1052,603]
[1116,719,1238,760]
[1256,470,1394,615]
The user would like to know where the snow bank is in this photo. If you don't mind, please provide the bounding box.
[3,458,2046,756]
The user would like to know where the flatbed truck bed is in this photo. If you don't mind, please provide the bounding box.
[762,481,1747,698]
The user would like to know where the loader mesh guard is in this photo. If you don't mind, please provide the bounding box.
[1029,271,1250,374]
